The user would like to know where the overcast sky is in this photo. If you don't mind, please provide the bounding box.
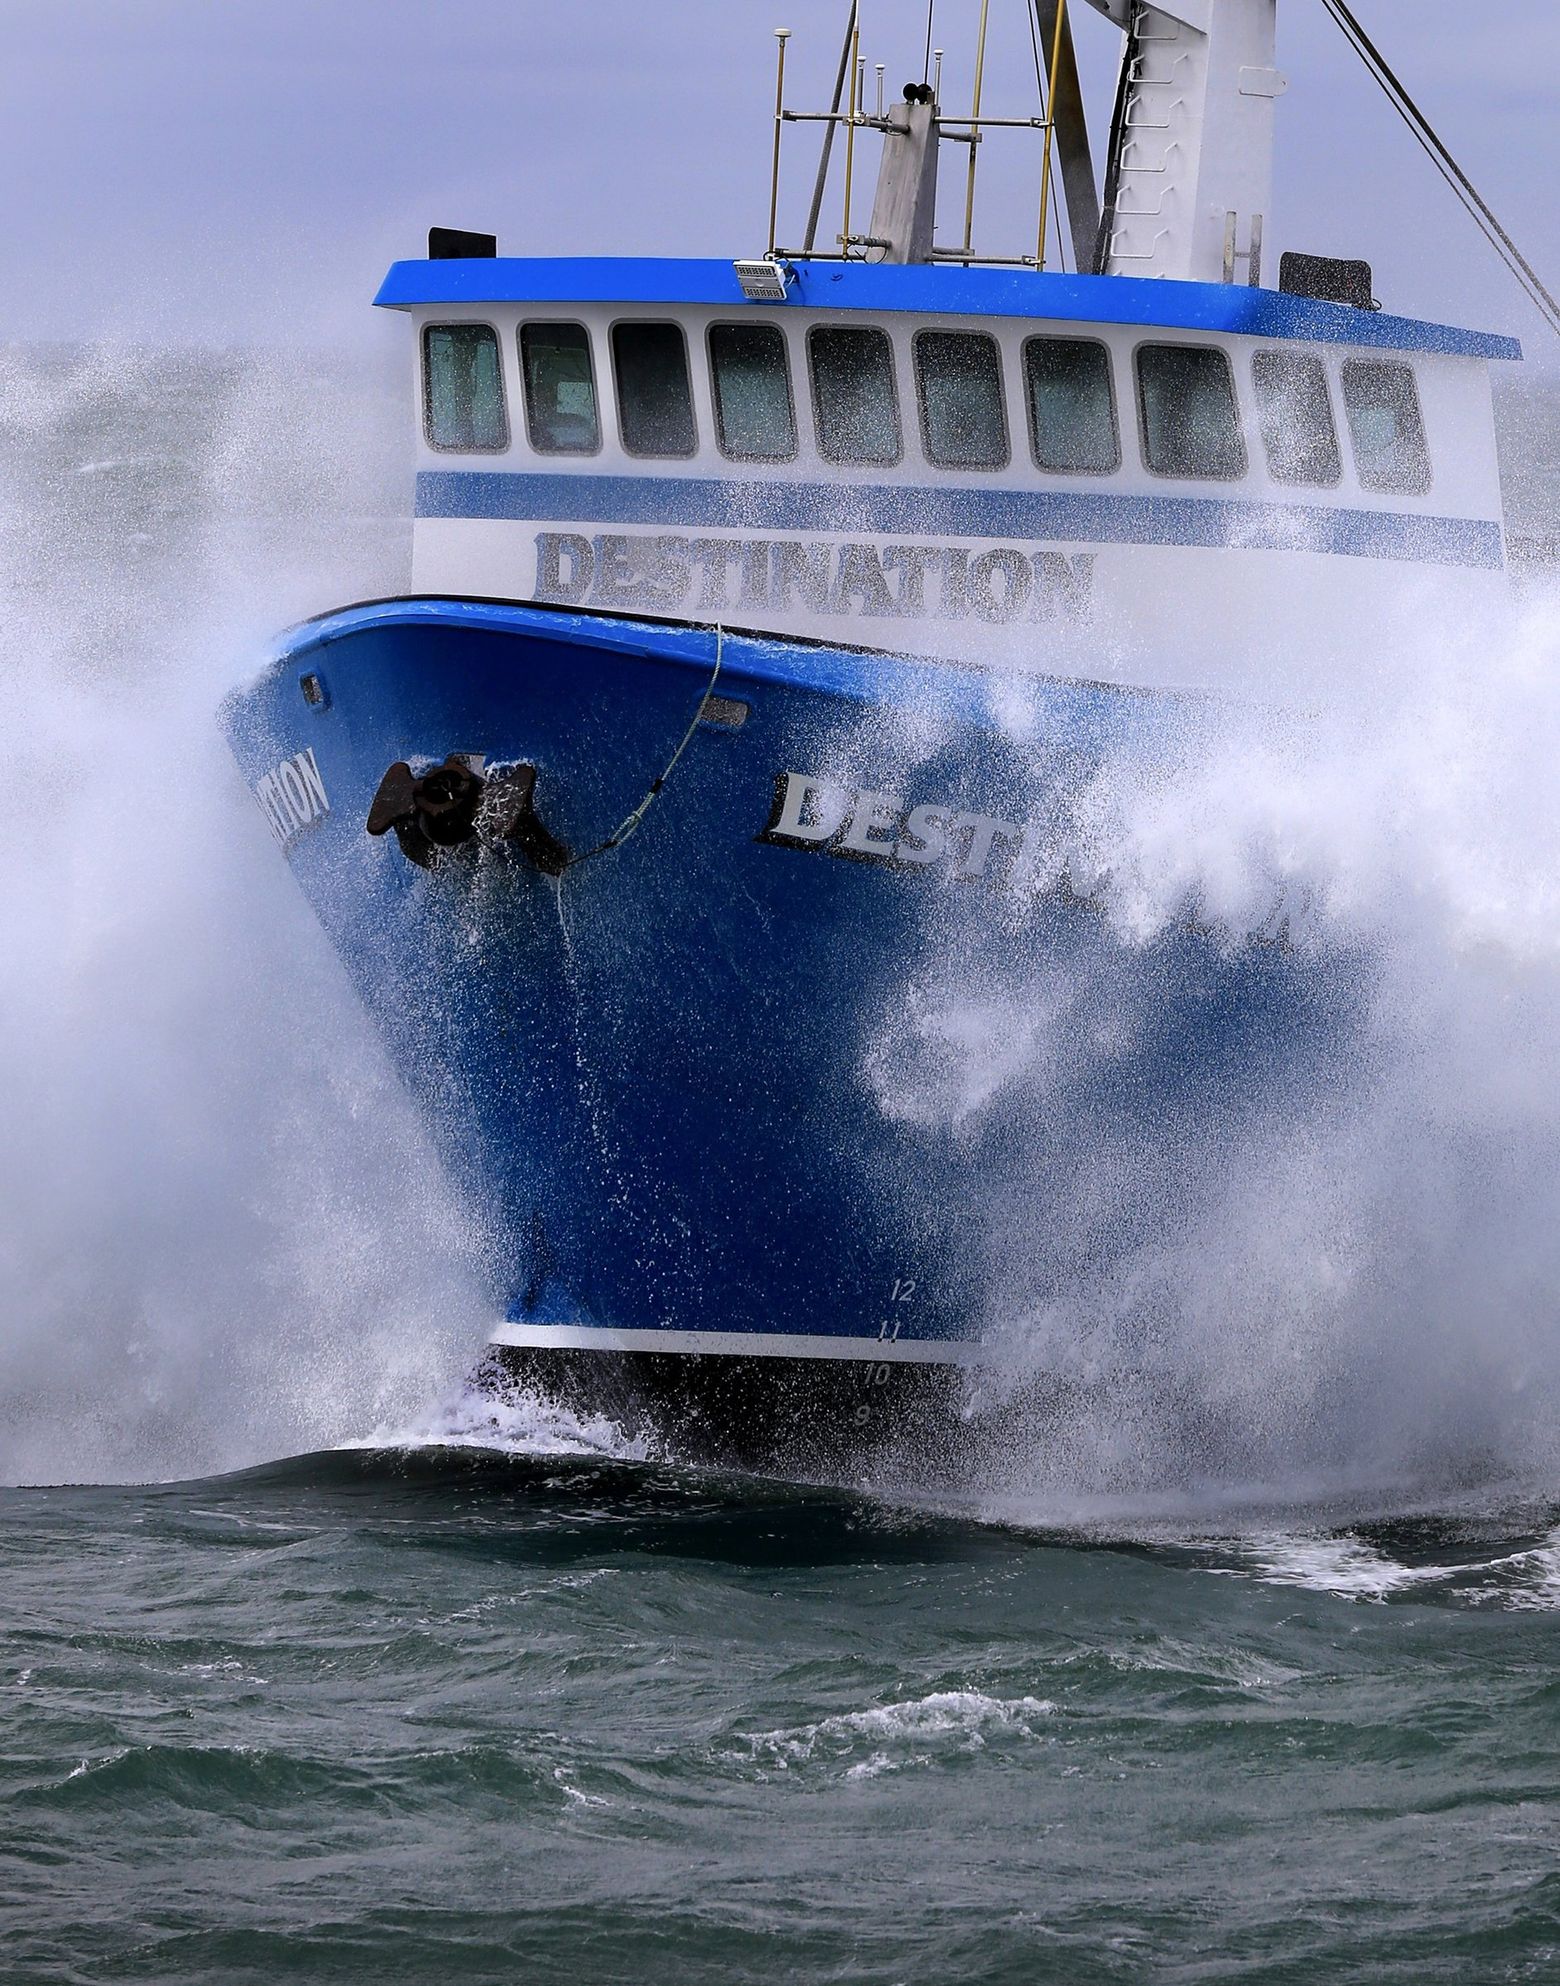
[3,1,1557,364]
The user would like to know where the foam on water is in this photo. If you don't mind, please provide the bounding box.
[730,1690,1058,1782]
[862,563,1560,1511]
[342,1382,650,1462]
[1226,1533,1459,1601]
[1214,1521,1560,1610]
[0,346,491,1486]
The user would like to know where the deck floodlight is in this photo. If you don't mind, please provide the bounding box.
[733,258,793,302]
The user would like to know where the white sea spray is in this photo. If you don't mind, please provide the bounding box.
[0,345,489,1485]
[864,555,1560,1502]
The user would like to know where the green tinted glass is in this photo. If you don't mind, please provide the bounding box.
[1025,338,1119,475]
[916,331,1007,469]
[422,324,507,452]
[1253,350,1341,486]
[520,322,599,454]
[1341,360,1431,493]
[612,322,697,457]
[1136,344,1246,481]
[709,323,796,461]
[809,326,901,466]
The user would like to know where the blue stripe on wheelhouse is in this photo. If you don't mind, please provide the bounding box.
[415,470,1505,570]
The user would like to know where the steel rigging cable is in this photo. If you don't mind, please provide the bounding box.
[1320,0,1560,337]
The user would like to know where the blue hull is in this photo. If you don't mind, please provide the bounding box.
[224,599,1342,1451]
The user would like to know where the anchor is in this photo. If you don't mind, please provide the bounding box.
[366,755,570,875]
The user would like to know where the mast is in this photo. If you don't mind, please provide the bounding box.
[1081,0,1285,283]
[1035,0,1101,271]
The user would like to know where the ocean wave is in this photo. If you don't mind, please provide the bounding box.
[339,1384,650,1463]
[1217,1523,1560,1610]
[728,1689,1057,1780]
[1061,1636,1303,1691]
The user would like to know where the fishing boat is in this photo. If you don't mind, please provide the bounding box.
[223,0,1541,1475]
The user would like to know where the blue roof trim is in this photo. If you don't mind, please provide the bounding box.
[415,468,1506,571]
[374,256,1522,362]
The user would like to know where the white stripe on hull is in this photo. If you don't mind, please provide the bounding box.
[488,1321,984,1365]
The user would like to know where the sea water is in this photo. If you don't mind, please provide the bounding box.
[1,347,1557,1983]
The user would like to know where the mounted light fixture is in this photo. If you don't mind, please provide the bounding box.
[733,257,793,301]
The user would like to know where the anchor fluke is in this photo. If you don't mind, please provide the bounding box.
[477,763,572,877]
[365,760,418,838]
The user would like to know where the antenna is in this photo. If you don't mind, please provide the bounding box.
[767,27,791,257]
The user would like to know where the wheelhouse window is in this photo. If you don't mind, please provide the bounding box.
[1024,336,1119,474]
[808,325,902,465]
[914,330,1008,470]
[611,321,697,457]
[422,324,507,452]
[1252,350,1341,486]
[520,321,599,454]
[1341,360,1431,493]
[1136,343,1246,480]
[708,322,796,461]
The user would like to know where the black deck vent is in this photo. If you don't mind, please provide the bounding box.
[1279,252,1376,310]
[428,227,497,260]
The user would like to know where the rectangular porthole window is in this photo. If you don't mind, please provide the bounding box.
[1252,350,1341,486]
[708,322,797,461]
[519,322,599,454]
[611,322,697,458]
[1341,359,1431,493]
[422,324,508,452]
[914,330,1008,470]
[808,325,902,465]
[1136,343,1246,481]
[1023,336,1119,475]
